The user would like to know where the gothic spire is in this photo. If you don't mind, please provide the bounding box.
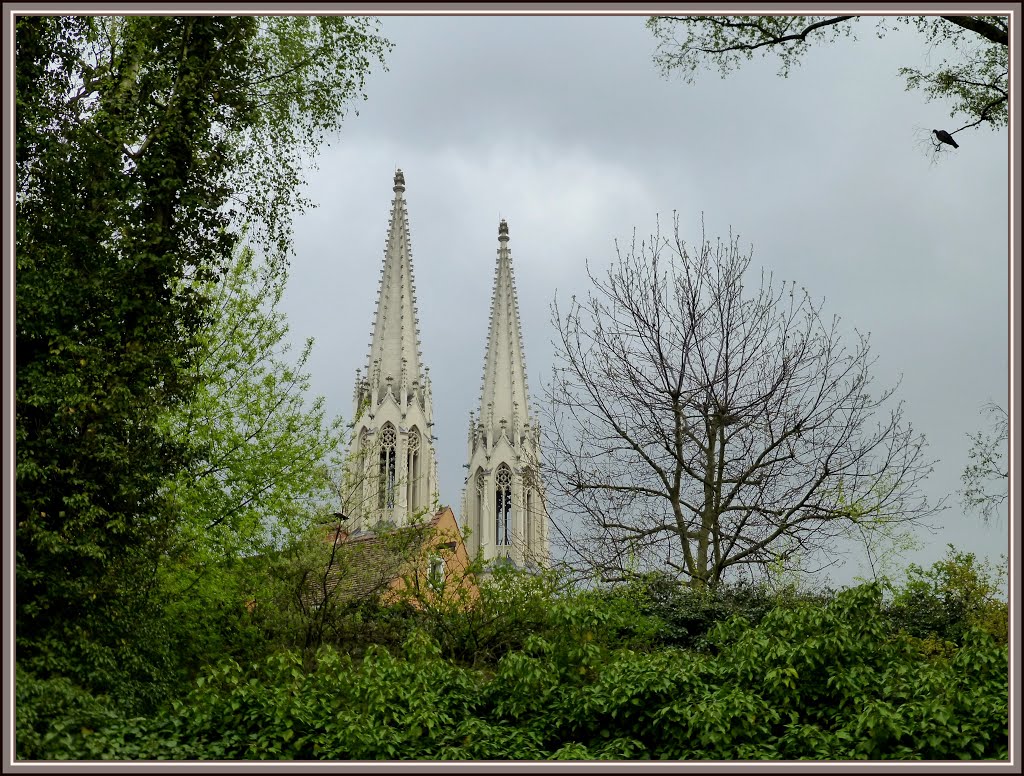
[346,169,438,531]
[364,168,426,403]
[477,218,532,444]
[463,217,548,567]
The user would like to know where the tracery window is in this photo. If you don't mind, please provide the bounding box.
[407,427,421,510]
[495,464,512,546]
[474,468,485,540]
[378,424,397,509]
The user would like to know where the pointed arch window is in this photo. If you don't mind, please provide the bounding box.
[407,427,421,511]
[474,468,485,540]
[495,464,512,546]
[378,424,397,510]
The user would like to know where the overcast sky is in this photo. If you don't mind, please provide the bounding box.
[279,14,1009,588]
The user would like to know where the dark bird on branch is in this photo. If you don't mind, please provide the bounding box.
[933,129,959,149]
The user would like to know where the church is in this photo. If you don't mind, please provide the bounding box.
[342,169,549,569]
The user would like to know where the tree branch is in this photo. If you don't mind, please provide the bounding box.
[941,15,1008,46]
[951,93,1010,134]
[658,15,856,54]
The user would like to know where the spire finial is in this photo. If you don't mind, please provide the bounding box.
[498,218,509,242]
[393,168,406,192]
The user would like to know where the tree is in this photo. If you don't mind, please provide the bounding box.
[960,401,1008,523]
[15,14,390,702]
[544,214,939,590]
[161,243,345,568]
[826,476,925,586]
[886,545,1008,653]
[154,243,348,669]
[647,15,1008,149]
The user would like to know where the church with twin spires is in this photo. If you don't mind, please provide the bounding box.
[342,169,549,568]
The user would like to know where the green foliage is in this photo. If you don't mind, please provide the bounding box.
[894,16,1008,130]
[16,12,390,729]
[648,16,859,82]
[703,584,1006,760]
[608,571,834,651]
[27,575,1007,761]
[960,402,1008,523]
[140,242,349,679]
[247,524,423,662]
[161,242,346,566]
[221,17,393,262]
[647,15,1008,135]
[886,545,1008,652]
[17,13,232,702]
[416,564,569,665]
[153,556,272,682]
[15,667,121,760]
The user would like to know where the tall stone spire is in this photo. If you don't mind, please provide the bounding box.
[462,219,549,567]
[364,168,425,401]
[346,170,438,530]
[478,218,531,445]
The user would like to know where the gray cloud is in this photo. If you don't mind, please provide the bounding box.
[282,14,1009,586]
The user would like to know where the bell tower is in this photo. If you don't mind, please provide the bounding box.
[462,219,549,567]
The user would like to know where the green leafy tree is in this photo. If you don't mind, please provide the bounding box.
[154,243,348,672]
[162,244,345,567]
[960,401,1008,523]
[647,15,1008,150]
[16,14,389,705]
[886,545,1008,652]
[17,16,257,707]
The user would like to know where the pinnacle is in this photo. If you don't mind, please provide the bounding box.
[361,169,427,413]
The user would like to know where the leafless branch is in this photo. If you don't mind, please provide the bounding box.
[544,214,939,589]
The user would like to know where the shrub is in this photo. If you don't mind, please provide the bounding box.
[22,579,1007,761]
[886,546,1008,651]
[612,571,834,650]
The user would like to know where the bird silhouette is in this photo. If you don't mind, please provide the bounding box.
[933,129,959,149]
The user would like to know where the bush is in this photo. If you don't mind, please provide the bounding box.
[15,667,122,760]
[399,563,555,666]
[20,574,1007,761]
[611,572,834,650]
[886,546,1008,651]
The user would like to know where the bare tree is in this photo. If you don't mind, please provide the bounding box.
[960,401,1008,523]
[544,214,939,589]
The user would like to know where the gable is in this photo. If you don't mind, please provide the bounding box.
[314,506,477,607]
